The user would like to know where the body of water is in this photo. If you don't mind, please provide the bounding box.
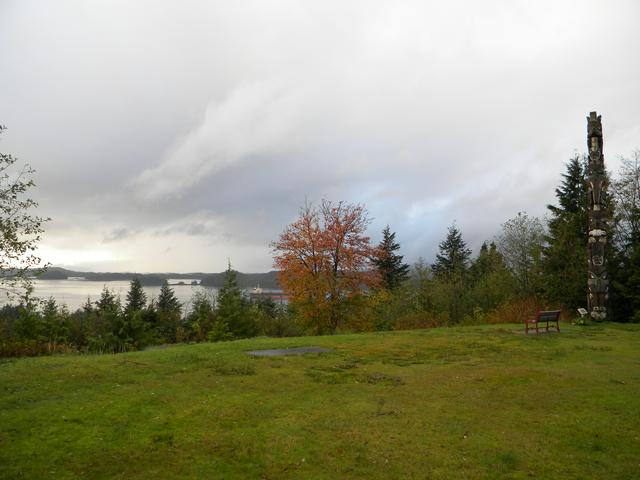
[6,279,218,312]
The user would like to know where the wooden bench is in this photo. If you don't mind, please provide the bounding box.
[525,310,561,334]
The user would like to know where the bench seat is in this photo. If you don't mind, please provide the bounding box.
[525,310,561,334]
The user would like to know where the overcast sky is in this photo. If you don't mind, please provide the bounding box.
[1,0,639,273]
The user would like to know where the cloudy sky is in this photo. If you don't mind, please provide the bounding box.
[1,1,639,273]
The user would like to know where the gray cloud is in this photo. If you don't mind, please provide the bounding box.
[103,227,136,243]
[1,0,639,272]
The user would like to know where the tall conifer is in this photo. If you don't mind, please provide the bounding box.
[543,155,589,309]
[157,281,181,313]
[432,224,471,280]
[374,226,410,290]
[216,261,255,338]
[125,278,147,314]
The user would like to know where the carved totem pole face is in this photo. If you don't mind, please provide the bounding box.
[587,112,607,320]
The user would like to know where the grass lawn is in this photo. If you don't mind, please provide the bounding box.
[1,323,639,479]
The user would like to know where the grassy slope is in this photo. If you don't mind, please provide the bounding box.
[1,323,639,480]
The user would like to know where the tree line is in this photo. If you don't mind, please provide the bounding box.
[2,118,640,356]
[0,263,300,357]
[272,152,640,333]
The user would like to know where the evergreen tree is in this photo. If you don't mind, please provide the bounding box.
[125,278,147,314]
[470,242,504,281]
[156,281,182,343]
[120,279,151,348]
[469,242,515,312]
[373,225,410,290]
[67,297,93,349]
[432,224,471,324]
[82,297,93,314]
[432,223,471,280]
[97,286,120,314]
[157,281,181,313]
[542,155,589,309]
[92,287,125,352]
[216,261,255,338]
[186,291,215,341]
[16,285,42,341]
[41,297,69,350]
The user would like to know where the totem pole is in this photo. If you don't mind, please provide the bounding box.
[587,111,608,320]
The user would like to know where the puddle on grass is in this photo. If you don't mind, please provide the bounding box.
[246,346,331,357]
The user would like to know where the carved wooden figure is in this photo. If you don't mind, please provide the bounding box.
[587,112,608,320]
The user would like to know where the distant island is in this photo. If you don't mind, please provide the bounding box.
[32,267,280,289]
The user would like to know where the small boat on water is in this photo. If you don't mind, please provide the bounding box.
[248,285,289,303]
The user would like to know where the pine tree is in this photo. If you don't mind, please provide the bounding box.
[157,281,181,313]
[97,287,120,315]
[373,225,410,290]
[186,291,215,341]
[470,242,504,281]
[82,297,93,314]
[125,278,147,314]
[93,287,125,352]
[432,224,471,324]
[469,242,515,311]
[120,279,152,349]
[41,297,69,350]
[155,281,182,343]
[432,224,471,280]
[16,285,42,341]
[543,155,589,309]
[216,261,255,338]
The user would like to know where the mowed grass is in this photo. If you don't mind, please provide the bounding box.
[1,324,640,479]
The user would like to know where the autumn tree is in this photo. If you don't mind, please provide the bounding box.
[272,200,378,334]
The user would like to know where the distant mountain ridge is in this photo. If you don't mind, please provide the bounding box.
[34,267,280,289]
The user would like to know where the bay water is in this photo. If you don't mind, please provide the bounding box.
[4,279,218,312]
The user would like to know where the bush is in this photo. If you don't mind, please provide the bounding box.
[483,297,546,324]
[393,312,448,330]
[0,339,74,358]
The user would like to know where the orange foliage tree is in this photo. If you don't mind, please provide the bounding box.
[272,200,379,333]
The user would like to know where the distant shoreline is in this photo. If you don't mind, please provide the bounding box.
[28,267,281,289]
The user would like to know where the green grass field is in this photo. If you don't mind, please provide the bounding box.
[1,323,639,479]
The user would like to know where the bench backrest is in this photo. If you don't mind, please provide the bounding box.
[537,310,561,321]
